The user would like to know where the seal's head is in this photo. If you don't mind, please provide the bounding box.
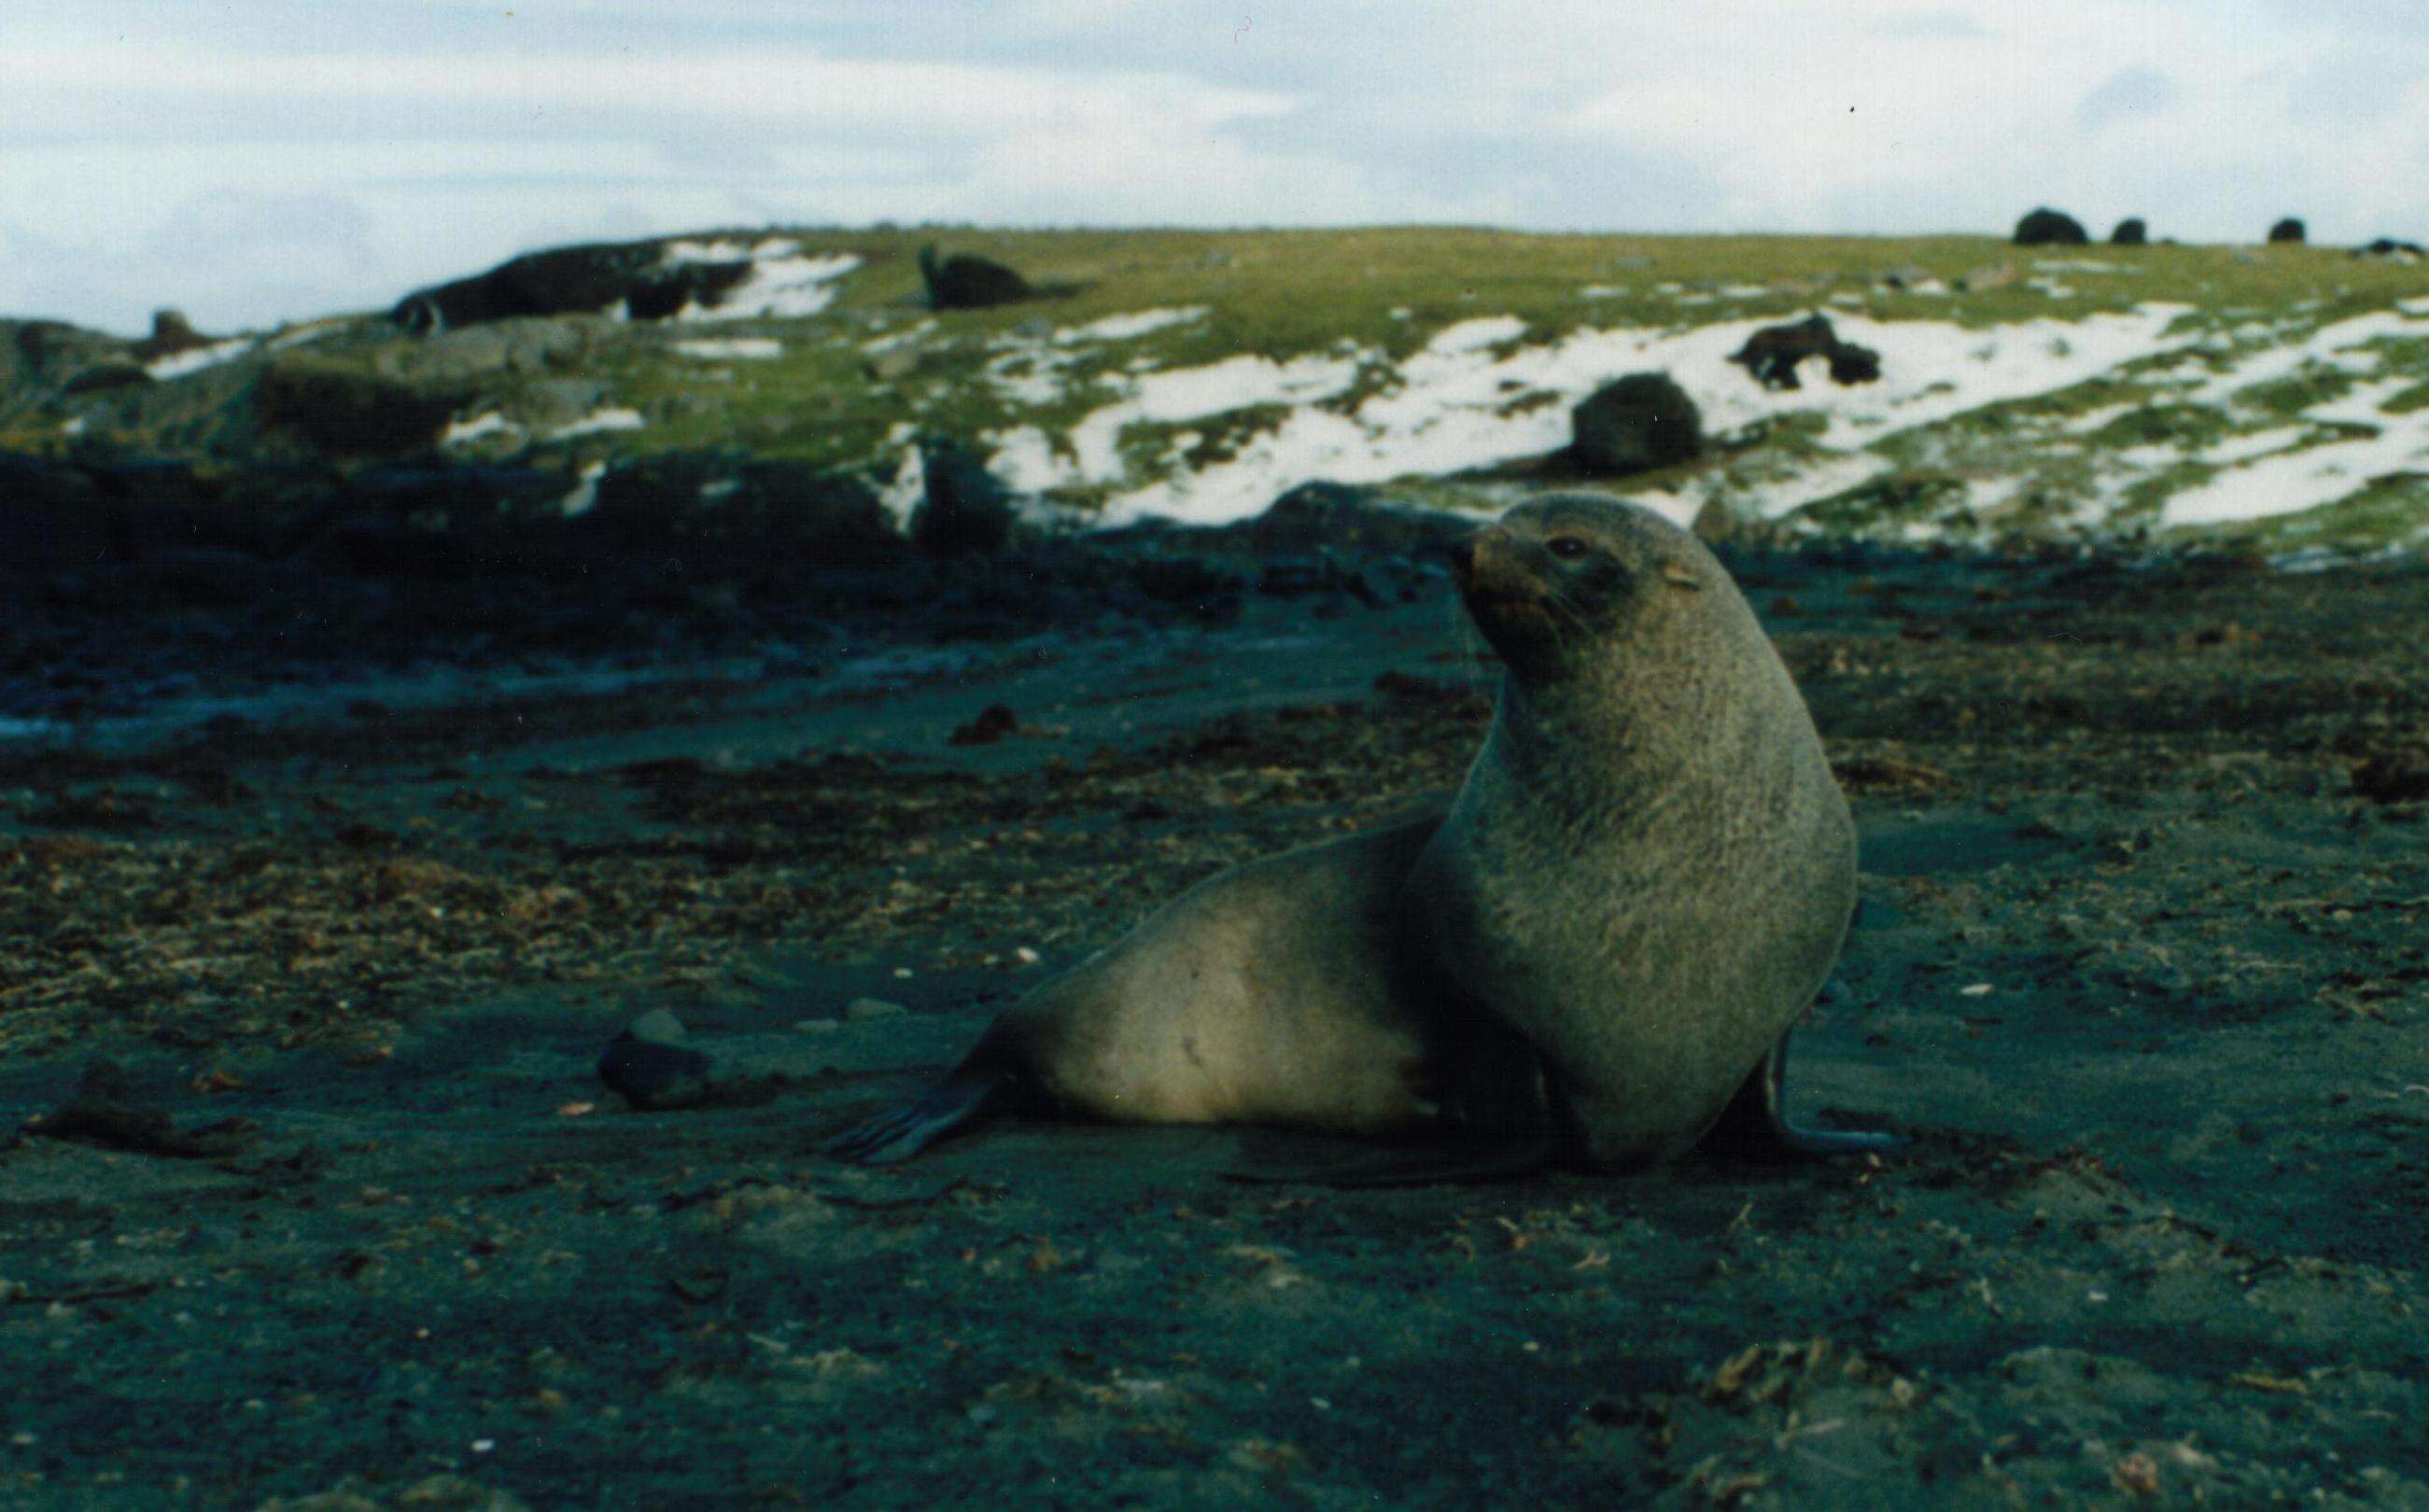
[1453,494,1721,679]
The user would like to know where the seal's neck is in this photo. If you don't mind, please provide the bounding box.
[1493,650,1753,783]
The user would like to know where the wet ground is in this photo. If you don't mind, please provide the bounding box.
[5,540,2429,1510]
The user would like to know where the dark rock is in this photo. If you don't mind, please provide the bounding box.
[133,309,211,363]
[386,317,593,384]
[7,319,138,394]
[917,244,1033,310]
[0,454,110,570]
[2268,217,2307,245]
[2356,238,2425,259]
[2013,208,2089,246]
[585,456,907,572]
[948,704,1020,746]
[1728,315,1881,392]
[598,1014,716,1112]
[316,465,577,578]
[911,438,1016,556]
[1246,482,1463,555]
[257,358,469,454]
[2110,217,2148,246]
[1569,372,1703,474]
[393,242,755,332]
[1126,554,1249,616]
[1826,343,1882,385]
[2352,749,2429,804]
[24,1057,260,1159]
[60,363,151,395]
[626,260,753,321]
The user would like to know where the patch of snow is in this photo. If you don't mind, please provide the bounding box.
[663,236,798,265]
[1426,316,1527,355]
[441,413,518,447]
[989,360,1066,407]
[2033,259,2132,274]
[60,414,87,437]
[266,321,344,351]
[1057,307,1206,343]
[146,338,255,380]
[1718,284,1771,299]
[547,407,645,441]
[2202,427,2307,466]
[672,337,783,360]
[683,252,861,321]
[1580,287,1624,300]
[2181,306,2429,405]
[878,445,925,530]
[2162,400,2429,528]
[863,322,933,354]
[1011,303,2201,527]
[557,461,606,519]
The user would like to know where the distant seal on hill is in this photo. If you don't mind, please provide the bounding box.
[825,495,1895,1175]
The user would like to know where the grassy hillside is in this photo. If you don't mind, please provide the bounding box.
[11,226,2429,552]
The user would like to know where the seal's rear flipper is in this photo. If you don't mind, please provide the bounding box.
[1223,1128,1564,1187]
[1700,1033,1905,1163]
[821,1064,1012,1165]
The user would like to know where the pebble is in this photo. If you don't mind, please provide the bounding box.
[845,998,908,1022]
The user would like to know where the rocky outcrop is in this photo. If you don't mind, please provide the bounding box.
[2355,238,2424,260]
[256,359,469,455]
[1569,372,1704,473]
[392,244,752,333]
[588,455,906,572]
[6,319,144,401]
[916,245,1032,311]
[2111,217,2148,246]
[1727,315,1882,392]
[2268,217,2307,245]
[910,437,1017,556]
[2013,209,2089,246]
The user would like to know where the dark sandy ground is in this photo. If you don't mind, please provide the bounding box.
[5,541,2429,1510]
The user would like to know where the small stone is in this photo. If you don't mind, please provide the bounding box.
[845,998,909,1022]
[625,1009,689,1045]
[793,1018,842,1036]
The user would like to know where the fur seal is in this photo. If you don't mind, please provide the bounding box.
[825,493,1894,1173]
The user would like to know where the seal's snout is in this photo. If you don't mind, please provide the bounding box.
[1456,525,1532,602]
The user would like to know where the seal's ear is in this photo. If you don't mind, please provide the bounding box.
[1661,563,1703,592]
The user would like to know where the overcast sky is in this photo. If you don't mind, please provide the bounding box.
[7,0,2425,334]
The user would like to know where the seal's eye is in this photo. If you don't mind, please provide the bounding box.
[1544,536,1592,561]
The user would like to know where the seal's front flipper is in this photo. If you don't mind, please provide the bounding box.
[1700,1032,1904,1163]
[822,1064,1014,1165]
[1224,1128,1564,1187]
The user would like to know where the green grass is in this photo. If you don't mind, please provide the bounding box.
[21,226,2429,554]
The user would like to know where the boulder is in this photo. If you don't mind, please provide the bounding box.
[2013,208,2089,246]
[2268,217,2307,245]
[392,243,754,332]
[257,359,468,454]
[2110,217,2148,246]
[2356,238,2425,260]
[1727,315,1881,392]
[584,455,906,572]
[1246,481,1463,555]
[910,437,1017,555]
[916,245,1032,311]
[7,319,142,396]
[1569,372,1703,474]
